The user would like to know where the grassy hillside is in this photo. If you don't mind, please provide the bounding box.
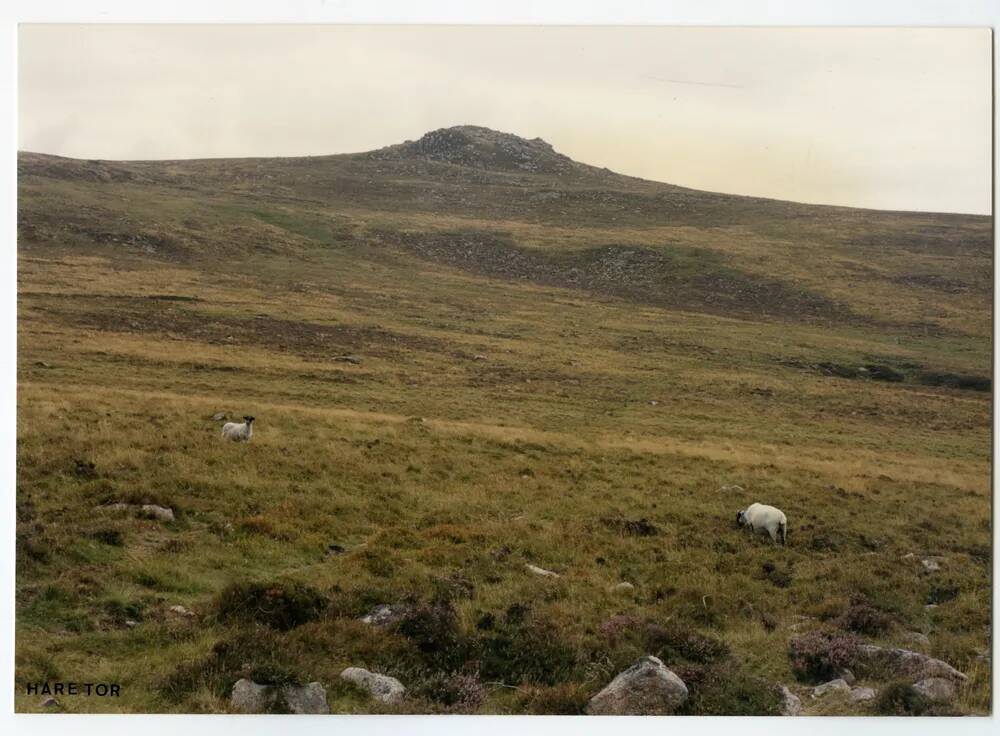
[15,127,992,714]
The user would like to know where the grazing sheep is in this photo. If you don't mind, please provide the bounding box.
[736,502,787,545]
[222,415,255,442]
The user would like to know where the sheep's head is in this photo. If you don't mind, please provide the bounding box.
[244,415,256,424]
[736,510,747,527]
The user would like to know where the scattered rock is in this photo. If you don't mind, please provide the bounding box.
[921,558,941,572]
[360,604,408,627]
[212,412,228,421]
[140,504,175,522]
[169,604,194,617]
[472,354,487,361]
[719,484,745,493]
[585,656,688,715]
[35,361,52,369]
[849,686,876,703]
[340,667,406,704]
[125,619,139,628]
[901,631,931,648]
[525,563,559,578]
[333,355,362,365]
[855,644,967,683]
[812,678,851,698]
[40,696,59,708]
[283,682,330,714]
[902,553,915,559]
[609,582,635,593]
[231,679,330,714]
[837,669,856,686]
[231,679,275,713]
[648,400,659,406]
[779,686,801,716]
[912,677,955,703]
[325,543,346,556]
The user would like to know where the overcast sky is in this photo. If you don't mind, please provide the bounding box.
[18,25,992,214]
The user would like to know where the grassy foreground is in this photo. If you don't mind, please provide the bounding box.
[15,133,992,714]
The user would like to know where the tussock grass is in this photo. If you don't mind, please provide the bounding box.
[15,157,991,714]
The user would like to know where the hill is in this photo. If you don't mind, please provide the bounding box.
[15,127,992,714]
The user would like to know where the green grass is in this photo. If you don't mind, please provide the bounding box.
[14,145,991,714]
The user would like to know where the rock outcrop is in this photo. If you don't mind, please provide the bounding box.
[585,656,688,715]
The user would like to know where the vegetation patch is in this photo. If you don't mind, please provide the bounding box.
[214,581,328,631]
[788,629,861,682]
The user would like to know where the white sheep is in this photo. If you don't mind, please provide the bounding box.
[736,502,787,545]
[221,415,255,442]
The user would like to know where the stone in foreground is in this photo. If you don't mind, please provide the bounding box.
[230,679,330,714]
[855,644,967,683]
[231,679,275,713]
[525,563,560,578]
[812,679,851,698]
[283,682,330,714]
[140,504,175,522]
[849,686,876,703]
[779,686,802,716]
[585,656,688,715]
[360,604,408,627]
[340,667,406,704]
[913,677,956,703]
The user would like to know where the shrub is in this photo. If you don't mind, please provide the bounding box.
[215,580,327,631]
[90,527,124,546]
[473,618,579,686]
[837,594,894,635]
[761,561,792,589]
[391,602,467,671]
[874,681,931,715]
[788,629,860,682]
[926,581,960,605]
[160,629,302,702]
[412,672,486,713]
[677,661,782,715]
[644,622,730,664]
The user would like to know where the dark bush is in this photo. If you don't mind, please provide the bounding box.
[91,527,125,546]
[761,561,793,589]
[601,516,659,537]
[677,661,782,715]
[926,582,960,605]
[394,601,465,669]
[837,594,894,635]
[215,580,327,631]
[412,672,486,713]
[874,681,931,715]
[864,364,905,382]
[103,598,143,625]
[918,372,990,392]
[160,629,302,702]
[474,619,579,686]
[644,622,730,664]
[788,629,860,682]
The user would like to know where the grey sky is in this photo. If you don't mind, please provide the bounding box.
[18,25,992,214]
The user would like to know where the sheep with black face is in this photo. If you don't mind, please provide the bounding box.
[222,415,255,442]
[736,502,787,545]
